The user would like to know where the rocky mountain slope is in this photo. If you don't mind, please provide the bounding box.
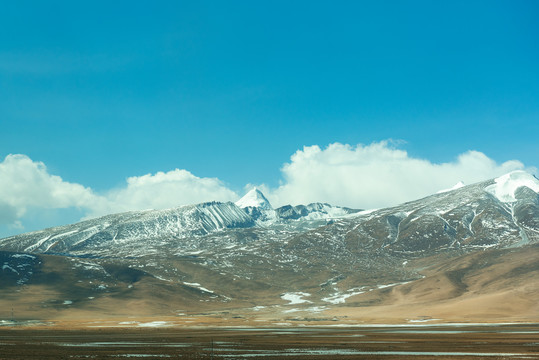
[0,188,359,257]
[0,170,538,324]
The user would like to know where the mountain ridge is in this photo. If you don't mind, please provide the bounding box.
[0,190,361,257]
[0,170,538,325]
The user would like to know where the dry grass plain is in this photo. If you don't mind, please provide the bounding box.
[1,245,538,358]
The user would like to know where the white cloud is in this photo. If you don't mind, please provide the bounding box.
[267,141,531,209]
[90,169,238,217]
[0,144,534,236]
[0,154,99,227]
[0,154,238,231]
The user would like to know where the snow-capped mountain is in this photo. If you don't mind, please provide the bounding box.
[235,188,273,209]
[0,201,255,257]
[1,171,537,258]
[286,170,539,262]
[485,170,539,202]
[0,171,538,323]
[235,188,276,222]
[234,187,361,225]
[0,189,359,257]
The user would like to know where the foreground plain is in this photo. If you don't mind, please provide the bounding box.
[0,324,538,359]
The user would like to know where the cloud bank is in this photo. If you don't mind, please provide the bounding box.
[0,154,238,231]
[267,141,530,209]
[0,142,534,235]
[0,154,97,225]
[91,169,238,217]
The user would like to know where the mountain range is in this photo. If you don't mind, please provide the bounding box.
[1,170,538,325]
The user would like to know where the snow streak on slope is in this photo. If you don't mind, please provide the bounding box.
[0,202,254,256]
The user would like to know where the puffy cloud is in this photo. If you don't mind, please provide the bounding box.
[267,141,531,209]
[0,144,534,237]
[0,202,20,226]
[91,169,238,216]
[0,154,239,231]
[0,154,99,227]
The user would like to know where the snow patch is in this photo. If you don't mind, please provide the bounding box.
[283,308,301,313]
[377,281,410,289]
[281,292,312,304]
[2,264,19,274]
[408,318,441,323]
[183,282,215,294]
[306,306,328,313]
[485,171,539,202]
[322,288,365,304]
[137,321,172,328]
[11,254,36,259]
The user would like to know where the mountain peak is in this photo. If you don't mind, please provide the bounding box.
[235,188,273,209]
[437,181,465,194]
[486,170,539,202]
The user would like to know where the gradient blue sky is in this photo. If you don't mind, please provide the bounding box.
[1,1,538,236]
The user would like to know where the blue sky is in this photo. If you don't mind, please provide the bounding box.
[1,1,538,237]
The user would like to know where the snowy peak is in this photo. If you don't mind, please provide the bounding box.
[235,188,276,223]
[485,170,539,203]
[235,188,273,210]
[437,181,465,194]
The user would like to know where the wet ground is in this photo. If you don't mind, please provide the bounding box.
[0,323,538,359]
